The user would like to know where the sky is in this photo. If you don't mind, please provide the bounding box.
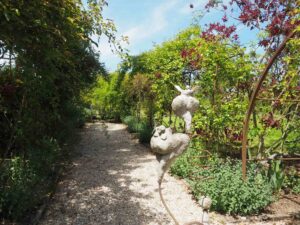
[98,0,259,72]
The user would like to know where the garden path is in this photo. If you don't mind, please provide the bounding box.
[40,122,206,225]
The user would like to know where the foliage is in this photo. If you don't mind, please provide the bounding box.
[0,138,60,219]
[199,0,300,159]
[95,22,300,158]
[283,166,300,194]
[292,180,300,194]
[187,40,254,154]
[0,0,117,221]
[122,116,152,143]
[203,0,299,46]
[171,150,274,215]
[122,116,142,133]
[114,26,257,157]
[170,140,205,178]
[138,123,153,143]
[265,160,285,192]
[84,74,123,121]
[192,160,273,215]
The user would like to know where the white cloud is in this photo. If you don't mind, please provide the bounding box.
[92,33,127,71]
[123,0,179,43]
[96,0,185,71]
[95,0,181,71]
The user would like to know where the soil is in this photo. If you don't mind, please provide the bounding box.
[39,122,300,225]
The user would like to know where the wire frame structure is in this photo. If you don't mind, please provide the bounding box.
[241,31,298,180]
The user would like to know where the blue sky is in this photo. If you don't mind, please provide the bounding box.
[98,0,259,72]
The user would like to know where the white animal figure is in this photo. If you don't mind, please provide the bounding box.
[171,85,199,133]
[150,125,190,183]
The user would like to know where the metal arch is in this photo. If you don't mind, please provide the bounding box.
[241,31,297,180]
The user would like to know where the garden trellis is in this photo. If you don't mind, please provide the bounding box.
[241,30,299,180]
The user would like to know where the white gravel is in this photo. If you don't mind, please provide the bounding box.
[40,122,207,225]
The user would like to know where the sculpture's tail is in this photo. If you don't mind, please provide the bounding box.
[158,178,180,225]
[158,179,205,225]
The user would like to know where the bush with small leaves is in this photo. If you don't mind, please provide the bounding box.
[171,150,274,215]
[122,115,153,143]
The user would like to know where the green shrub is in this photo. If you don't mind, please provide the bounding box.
[292,180,300,194]
[283,166,300,194]
[192,160,273,215]
[122,116,140,133]
[122,116,142,133]
[138,123,152,143]
[122,115,153,143]
[171,149,274,215]
[170,145,203,178]
[0,138,60,220]
[265,160,285,192]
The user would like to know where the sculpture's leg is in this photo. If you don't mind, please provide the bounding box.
[156,154,177,184]
[156,138,189,184]
[156,155,165,184]
[182,111,192,133]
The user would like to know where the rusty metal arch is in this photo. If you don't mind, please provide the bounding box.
[241,31,297,180]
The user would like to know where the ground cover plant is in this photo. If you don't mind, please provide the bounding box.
[170,148,274,215]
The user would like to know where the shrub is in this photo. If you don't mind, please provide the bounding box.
[138,123,153,143]
[0,138,60,220]
[122,116,141,133]
[122,115,153,143]
[171,149,274,215]
[192,160,273,215]
[292,180,300,194]
[283,166,300,194]
[170,145,203,178]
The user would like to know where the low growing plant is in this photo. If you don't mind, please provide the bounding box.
[122,115,153,143]
[171,149,274,215]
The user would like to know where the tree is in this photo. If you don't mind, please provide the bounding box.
[197,0,300,178]
[0,0,118,220]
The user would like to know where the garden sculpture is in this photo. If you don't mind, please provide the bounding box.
[150,125,190,184]
[150,85,206,225]
[171,85,199,133]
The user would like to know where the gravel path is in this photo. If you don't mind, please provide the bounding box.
[40,122,206,225]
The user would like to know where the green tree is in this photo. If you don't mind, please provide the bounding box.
[0,0,117,221]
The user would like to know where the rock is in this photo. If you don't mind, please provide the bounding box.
[198,196,212,210]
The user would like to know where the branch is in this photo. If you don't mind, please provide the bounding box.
[256,98,300,102]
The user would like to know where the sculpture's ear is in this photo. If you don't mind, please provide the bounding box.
[174,85,183,93]
[161,132,167,140]
[159,125,166,131]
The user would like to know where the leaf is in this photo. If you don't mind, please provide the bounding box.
[15,9,20,16]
